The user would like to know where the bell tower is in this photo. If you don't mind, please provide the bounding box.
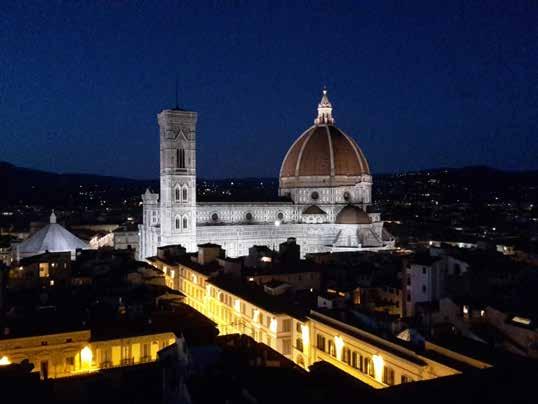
[158,108,197,251]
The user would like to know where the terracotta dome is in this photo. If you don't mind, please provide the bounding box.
[335,205,371,224]
[279,90,369,187]
[302,205,327,215]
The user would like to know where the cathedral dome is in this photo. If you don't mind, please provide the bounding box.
[279,90,370,189]
[335,205,371,224]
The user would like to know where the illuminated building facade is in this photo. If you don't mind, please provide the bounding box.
[0,328,177,379]
[150,247,492,389]
[139,90,395,260]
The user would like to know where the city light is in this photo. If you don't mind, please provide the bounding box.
[334,336,344,361]
[270,318,277,333]
[301,324,309,347]
[0,356,11,366]
[234,299,241,313]
[80,346,93,367]
[372,354,384,382]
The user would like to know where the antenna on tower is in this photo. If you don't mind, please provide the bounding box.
[175,74,179,109]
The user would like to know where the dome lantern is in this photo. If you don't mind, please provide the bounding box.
[314,88,334,125]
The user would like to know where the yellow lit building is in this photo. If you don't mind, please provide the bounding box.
[149,248,492,389]
[0,328,176,379]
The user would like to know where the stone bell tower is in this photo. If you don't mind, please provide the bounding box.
[158,108,197,251]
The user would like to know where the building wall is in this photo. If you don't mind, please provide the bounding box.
[405,261,445,317]
[150,257,487,389]
[8,255,71,290]
[158,109,197,252]
[113,231,139,253]
[0,330,176,379]
[137,105,392,261]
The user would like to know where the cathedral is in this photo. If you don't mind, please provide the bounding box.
[138,90,394,260]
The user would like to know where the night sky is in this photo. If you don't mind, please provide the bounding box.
[1,1,536,179]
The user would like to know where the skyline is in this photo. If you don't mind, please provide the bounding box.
[1,1,537,179]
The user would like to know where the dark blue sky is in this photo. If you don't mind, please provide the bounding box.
[1,1,536,179]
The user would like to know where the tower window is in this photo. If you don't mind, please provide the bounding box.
[175,187,180,201]
[177,149,185,169]
[175,217,180,230]
[182,187,188,201]
[183,217,188,229]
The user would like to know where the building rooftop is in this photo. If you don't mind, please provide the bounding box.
[208,274,315,318]
[0,304,217,346]
[244,259,321,276]
[148,253,223,277]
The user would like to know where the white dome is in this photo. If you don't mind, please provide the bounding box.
[17,214,88,259]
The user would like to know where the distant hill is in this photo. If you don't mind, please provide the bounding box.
[374,165,538,205]
[377,165,538,189]
[2,161,537,208]
[0,161,157,208]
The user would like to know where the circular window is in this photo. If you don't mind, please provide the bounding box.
[343,192,351,201]
[311,191,319,201]
[246,212,253,221]
[211,213,219,222]
[277,212,284,220]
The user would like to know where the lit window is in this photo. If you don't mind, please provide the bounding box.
[316,334,326,351]
[282,339,291,355]
[401,375,413,384]
[383,366,395,385]
[39,263,49,278]
[282,319,291,332]
[328,340,336,357]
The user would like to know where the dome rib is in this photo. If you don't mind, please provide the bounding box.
[326,125,335,176]
[279,126,313,178]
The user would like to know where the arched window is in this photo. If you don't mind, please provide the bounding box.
[175,187,180,201]
[182,187,188,201]
[183,216,188,229]
[177,148,185,169]
[175,217,180,230]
